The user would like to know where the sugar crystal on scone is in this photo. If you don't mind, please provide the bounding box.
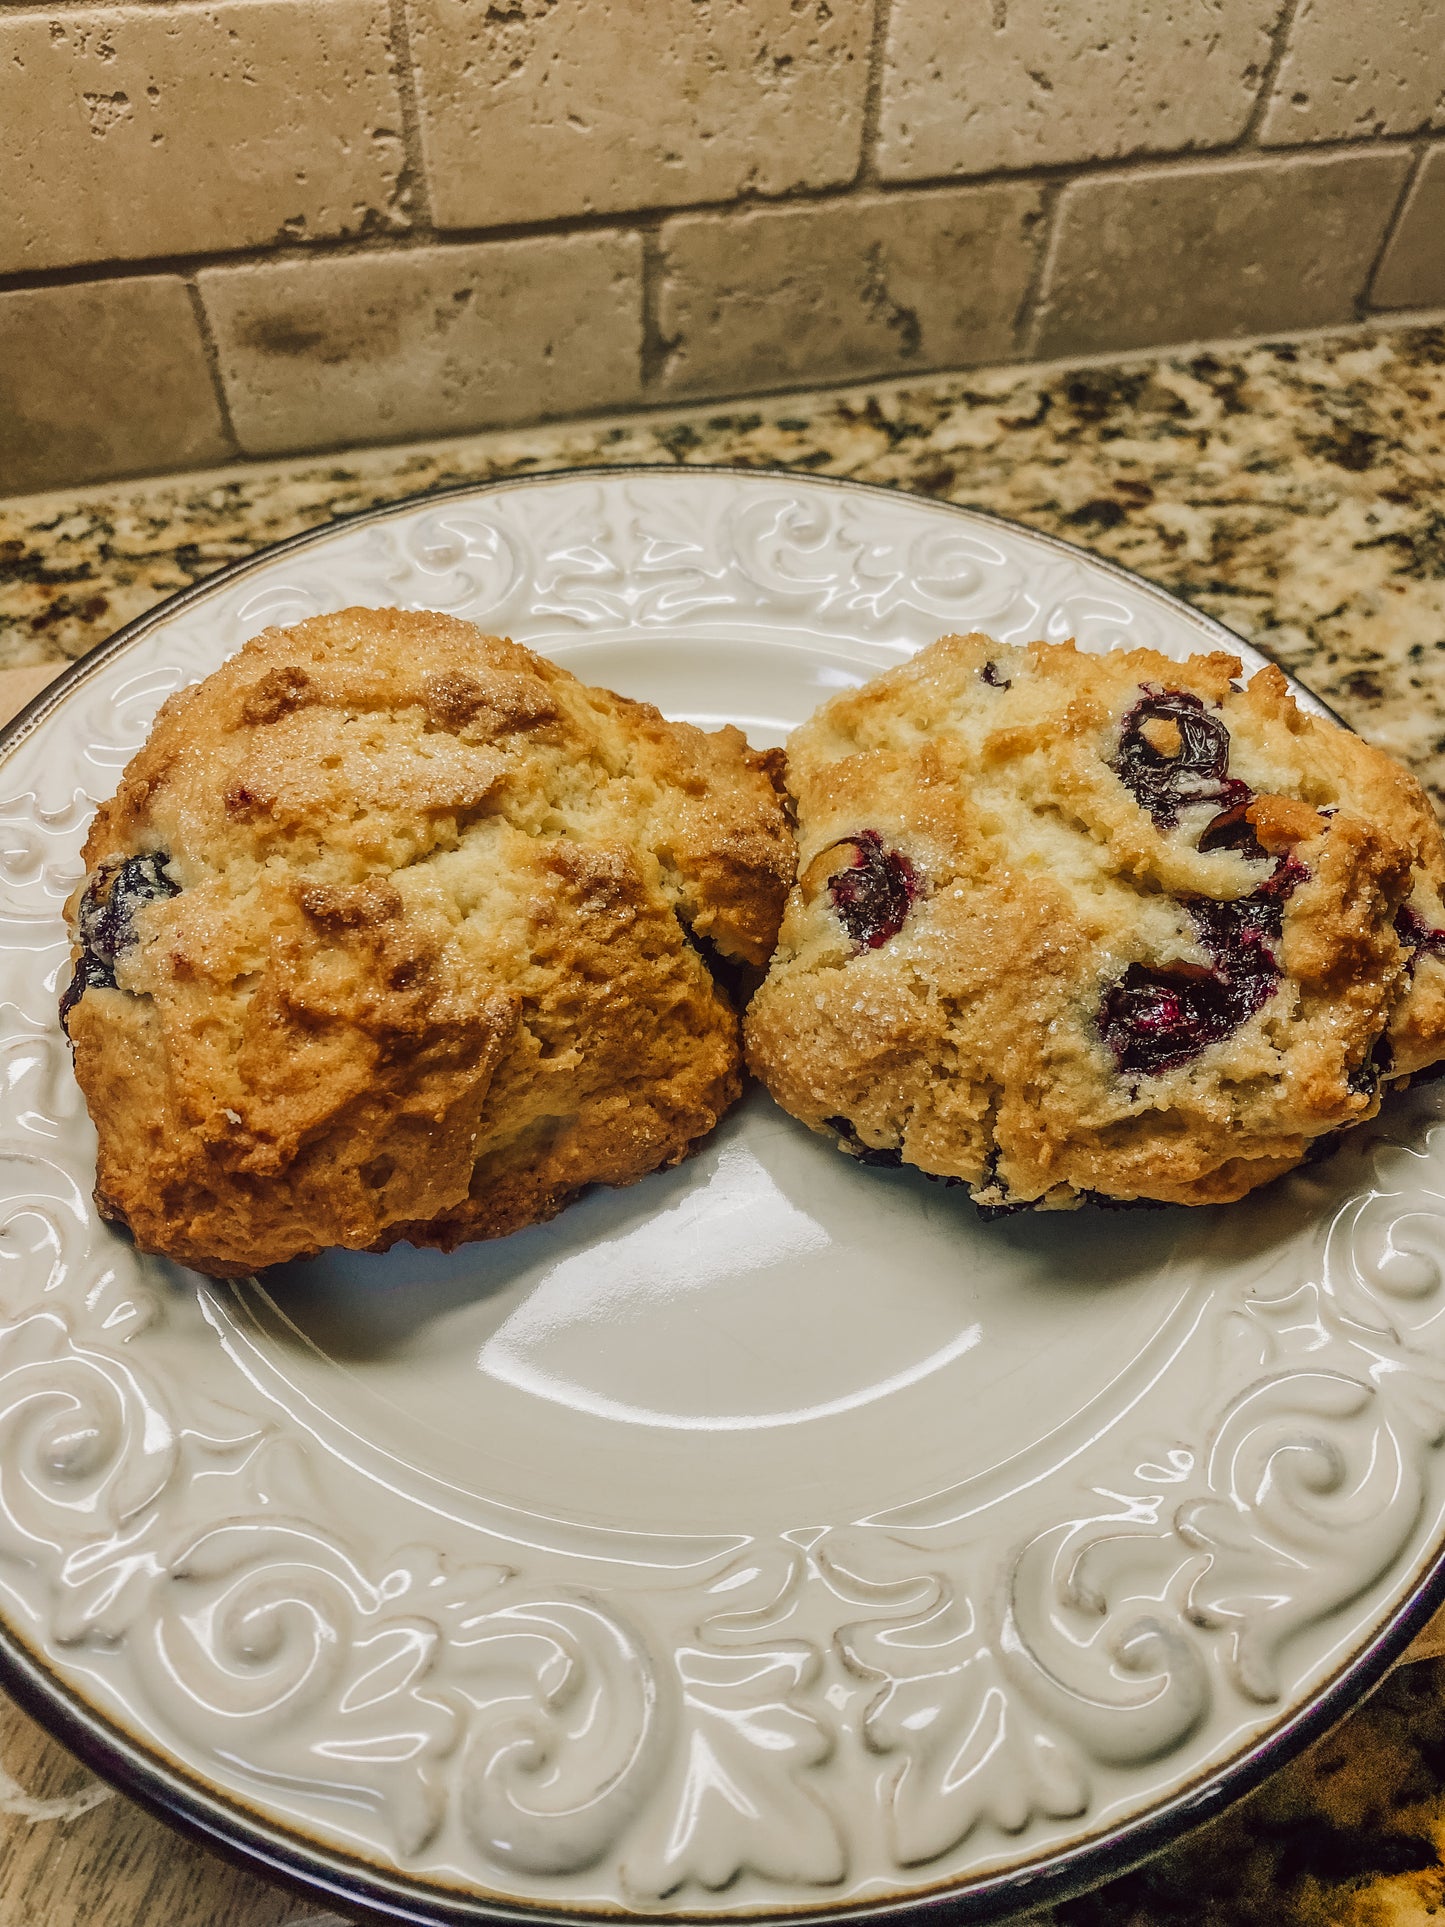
[744,633,1445,1211]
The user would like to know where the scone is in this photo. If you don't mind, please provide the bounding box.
[744,633,1445,1212]
[62,607,792,1275]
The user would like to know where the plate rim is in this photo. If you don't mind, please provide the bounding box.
[0,461,1421,1927]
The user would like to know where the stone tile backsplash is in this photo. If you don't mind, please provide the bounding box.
[0,1,409,275]
[0,277,231,493]
[0,0,1441,492]
[198,234,646,455]
[408,0,875,228]
[1032,149,1414,358]
[876,0,1282,178]
[654,185,1046,399]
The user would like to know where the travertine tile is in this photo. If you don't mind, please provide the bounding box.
[0,1,407,276]
[0,277,230,493]
[199,236,643,456]
[654,187,1044,400]
[1034,151,1413,358]
[877,0,1279,180]
[407,0,871,229]
[1261,0,1445,144]
[1372,147,1445,310]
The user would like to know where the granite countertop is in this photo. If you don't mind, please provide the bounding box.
[3,319,1445,1927]
[5,318,1445,812]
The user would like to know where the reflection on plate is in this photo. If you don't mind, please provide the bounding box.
[3,468,1445,1925]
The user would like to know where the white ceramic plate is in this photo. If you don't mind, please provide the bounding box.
[4,468,1445,1926]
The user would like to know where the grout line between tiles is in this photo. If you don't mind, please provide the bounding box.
[383,0,435,235]
[1360,143,1429,316]
[854,0,895,188]
[1014,180,1064,361]
[182,276,242,460]
[637,221,673,393]
[1241,0,1301,146]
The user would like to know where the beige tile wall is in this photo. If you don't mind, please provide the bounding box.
[1,0,1442,492]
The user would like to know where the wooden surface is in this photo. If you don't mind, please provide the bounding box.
[0,1703,350,1927]
[5,601,1445,1923]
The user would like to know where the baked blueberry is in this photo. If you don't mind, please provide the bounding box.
[1196,800,1265,857]
[1396,904,1445,959]
[1111,688,1248,829]
[824,832,921,949]
[60,851,179,1031]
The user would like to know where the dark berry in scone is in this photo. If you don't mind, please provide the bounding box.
[62,607,793,1275]
[744,634,1445,1212]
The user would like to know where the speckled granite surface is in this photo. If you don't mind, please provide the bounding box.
[4,319,1445,817]
[4,321,1445,1927]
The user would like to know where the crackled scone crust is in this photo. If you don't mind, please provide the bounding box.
[744,634,1445,1211]
[64,606,793,1274]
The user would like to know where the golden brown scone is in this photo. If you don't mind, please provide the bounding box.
[61,607,793,1275]
[744,634,1445,1213]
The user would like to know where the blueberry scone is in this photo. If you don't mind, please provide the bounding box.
[62,607,792,1274]
[744,634,1445,1212]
